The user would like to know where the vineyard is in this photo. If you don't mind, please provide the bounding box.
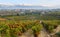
[0,18,60,37]
[0,10,60,37]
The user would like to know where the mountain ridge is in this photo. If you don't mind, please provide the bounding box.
[0,4,49,9]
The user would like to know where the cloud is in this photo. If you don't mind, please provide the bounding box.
[0,2,59,7]
[39,4,59,7]
[0,3,15,6]
[19,3,33,6]
[40,4,54,7]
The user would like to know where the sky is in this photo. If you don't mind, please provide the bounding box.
[0,0,60,7]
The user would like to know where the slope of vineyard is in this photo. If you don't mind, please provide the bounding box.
[0,19,60,37]
[0,11,60,37]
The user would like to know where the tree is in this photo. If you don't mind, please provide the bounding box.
[17,13,20,16]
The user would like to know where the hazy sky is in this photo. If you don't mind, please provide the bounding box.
[0,0,60,7]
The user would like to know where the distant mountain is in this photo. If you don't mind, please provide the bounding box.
[0,4,49,9]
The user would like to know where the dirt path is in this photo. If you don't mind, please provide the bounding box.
[19,29,34,37]
[38,28,51,37]
[19,28,51,37]
[50,25,60,36]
